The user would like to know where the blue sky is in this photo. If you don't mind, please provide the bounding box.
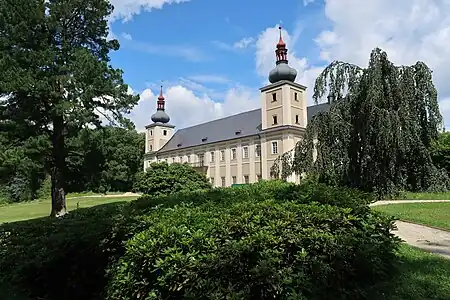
[106,0,450,130]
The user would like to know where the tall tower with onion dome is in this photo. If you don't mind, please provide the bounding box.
[144,85,175,163]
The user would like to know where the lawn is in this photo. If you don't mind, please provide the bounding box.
[378,244,450,300]
[399,191,450,200]
[373,202,450,230]
[0,196,138,224]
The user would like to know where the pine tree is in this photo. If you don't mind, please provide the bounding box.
[0,0,139,216]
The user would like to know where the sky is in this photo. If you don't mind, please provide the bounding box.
[106,0,450,131]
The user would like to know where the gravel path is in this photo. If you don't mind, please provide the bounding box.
[371,200,450,259]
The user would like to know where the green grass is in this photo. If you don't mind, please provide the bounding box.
[373,202,450,230]
[379,244,450,300]
[399,191,450,200]
[0,196,138,224]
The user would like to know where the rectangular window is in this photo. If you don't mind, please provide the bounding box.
[210,151,215,163]
[220,150,225,161]
[272,115,278,125]
[232,176,237,184]
[187,155,191,163]
[150,130,153,136]
[255,144,261,157]
[178,156,182,163]
[294,92,298,101]
[243,146,249,159]
[149,144,153,151]
[244,175,249,184]
[221,177,226,187]
[198,154,204,165]
[163,130,167,136]
[295,115,299,124]
[231,148,237,160]
[257,175,262,182]
[272,93,277,102]
[272,141,278,154]
[210,177,214,184]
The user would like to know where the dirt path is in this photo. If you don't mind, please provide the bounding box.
[68,192,141,199]
[371,199,450,259]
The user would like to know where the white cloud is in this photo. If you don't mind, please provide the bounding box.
[315,0,450,125]
[255,25,321,105]
[233,37,254,49]
[128,85,259,130]
[213,36,255,52]
[109,0,190,22]
[121,32,132,40]
[187,75,230,84]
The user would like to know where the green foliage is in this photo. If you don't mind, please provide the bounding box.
[133,162,212,196]
[276,48,447,197]
[0,0,139,214]
[430,131,450,175]
[0,181,398,300]
[36,176,52,200]
[107,195,398,299]
[0,126,144,203]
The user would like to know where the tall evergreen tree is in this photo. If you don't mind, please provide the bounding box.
[276,48,447,197]
[0,0,139,216]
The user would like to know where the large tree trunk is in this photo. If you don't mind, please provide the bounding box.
[50,115,67,217]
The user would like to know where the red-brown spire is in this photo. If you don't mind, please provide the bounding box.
[275,26,288,64]
[277,26,286,48]
[157,85,165,110]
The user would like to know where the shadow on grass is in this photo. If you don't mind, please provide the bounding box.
[376,245,450,300]
[0,201,129,300]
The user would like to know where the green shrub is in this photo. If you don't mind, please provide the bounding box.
[0,181,396,300]
[107,200,399,300]
[133,162,212,196]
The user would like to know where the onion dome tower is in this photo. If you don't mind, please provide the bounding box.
[151,85,170,124]
[268,26,297,83]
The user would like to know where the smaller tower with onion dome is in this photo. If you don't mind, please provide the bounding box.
[260,26,308,131]
[144,85,175,165]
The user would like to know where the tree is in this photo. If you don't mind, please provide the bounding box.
[276,48,447,197]
[0,0,139,216]
[430,132,450,175]
[133,162,212,196]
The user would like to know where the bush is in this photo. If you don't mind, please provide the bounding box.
[107,199,399,300]
[133,162,212,196]
[0,181,398,300]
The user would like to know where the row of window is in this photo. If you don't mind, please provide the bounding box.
[154,142,279,163]
[211,174,262,187]
[149,129,168,136]
[271,91,300,102]
[271,114,300,126]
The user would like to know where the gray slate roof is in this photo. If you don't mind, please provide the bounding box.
[158,103,330,153]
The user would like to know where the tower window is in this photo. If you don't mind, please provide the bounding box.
[294,92,298,101]
[272,115,278,125]
[150,130,153,136]
[163,130,167,136]
[149,144,153,151]
[272,93,277,102]
[271,141,278,154]
[295,115,299,124]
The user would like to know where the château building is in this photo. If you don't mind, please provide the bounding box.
[143,27,329,187]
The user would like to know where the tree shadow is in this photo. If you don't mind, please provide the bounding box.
[375,245,450,300]
[0,201,129,300]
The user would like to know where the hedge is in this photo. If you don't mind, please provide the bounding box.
[107,200,398,299]
[0,181,398,300]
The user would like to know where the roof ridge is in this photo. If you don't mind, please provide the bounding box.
[179,108,261,131]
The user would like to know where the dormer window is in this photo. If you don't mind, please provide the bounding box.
[163,130,167,136]
[202,137,208,142]
[177,143,182,147]
[235,130,241,135]
[272,115,278,125]
[272,93,277,102]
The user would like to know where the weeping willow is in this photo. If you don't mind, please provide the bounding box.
[273,48,448,197]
